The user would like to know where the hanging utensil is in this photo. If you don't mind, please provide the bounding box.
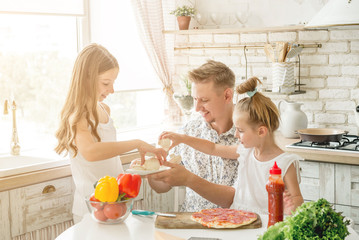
[275,42,284,62]
[286,44,303,61]
[132,210,177,217]
[278,42,288,62]
[264,43,275,62]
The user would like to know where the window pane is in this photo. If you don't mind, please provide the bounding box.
[104,90,165,131]
[90,0,165,132]
[0,14,78,154]
[90,0,162,91]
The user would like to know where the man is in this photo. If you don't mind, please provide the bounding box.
[148,60,239,212]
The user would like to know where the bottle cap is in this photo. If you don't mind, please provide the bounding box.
[269,161,281,175]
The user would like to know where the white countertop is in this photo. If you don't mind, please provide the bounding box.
[0,150,69,178]
[56,213,359,240]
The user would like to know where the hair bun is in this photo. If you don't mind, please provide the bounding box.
[236,77,261,95]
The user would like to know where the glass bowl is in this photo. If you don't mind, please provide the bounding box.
[85,197,134,224]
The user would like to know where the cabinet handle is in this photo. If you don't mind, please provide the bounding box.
[300,167,302,172]
[42,185,56,194]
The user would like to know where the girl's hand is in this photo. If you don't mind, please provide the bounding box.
[159,131,185,151]
[137,141,167,165]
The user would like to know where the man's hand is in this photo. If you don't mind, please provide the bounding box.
[149,161,192,187]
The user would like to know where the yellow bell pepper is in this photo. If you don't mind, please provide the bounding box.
[94,176,119,202]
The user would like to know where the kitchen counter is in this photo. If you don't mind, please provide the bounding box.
[275,133,359,165]
[56,213,359,240]
[2,133,359,192]
[0,151,140,192]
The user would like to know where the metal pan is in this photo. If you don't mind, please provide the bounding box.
[297,128,347,143]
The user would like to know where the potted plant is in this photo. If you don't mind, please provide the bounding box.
[170,5,196,30]
[173,75,194,116]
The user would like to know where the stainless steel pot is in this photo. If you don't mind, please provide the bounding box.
[297,128,348,143]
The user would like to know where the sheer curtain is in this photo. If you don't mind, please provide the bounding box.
[131,0,181,123]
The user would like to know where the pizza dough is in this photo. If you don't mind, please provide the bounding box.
[191,208,257,229]
[130,157,160,171]
[158,138,171,151]
[143,157,160,170]
[168,154,181,164]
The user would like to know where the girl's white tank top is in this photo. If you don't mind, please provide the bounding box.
[70,103,124,217]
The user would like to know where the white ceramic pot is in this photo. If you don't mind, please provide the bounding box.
[278,100,308,138]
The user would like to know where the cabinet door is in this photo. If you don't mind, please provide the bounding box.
[134,178,175,212]
[10,177,74,237]
[123,163,176,212]
[336,164,359,207]
[299,160,335,203]
[0,191,11,240]
[299,161,320,201]
[334,204,359,234]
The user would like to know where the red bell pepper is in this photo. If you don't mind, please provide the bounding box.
[116,173,142,198]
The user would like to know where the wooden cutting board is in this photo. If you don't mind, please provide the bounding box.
[155,212,262,229]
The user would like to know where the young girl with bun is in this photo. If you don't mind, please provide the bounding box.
[157,76,303,214]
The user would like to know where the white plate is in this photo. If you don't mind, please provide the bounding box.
[125,166,170,176]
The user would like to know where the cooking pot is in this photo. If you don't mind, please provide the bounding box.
[296,128,348,143]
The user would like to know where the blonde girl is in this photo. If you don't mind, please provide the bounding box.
[156,77,303,215]
[55,43,166,222]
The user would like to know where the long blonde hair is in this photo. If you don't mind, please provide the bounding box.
[234,77,280,133]
[55,43,119,156]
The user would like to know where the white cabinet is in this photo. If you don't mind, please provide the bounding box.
[299,160,359,232]
[299,161,335,203]
[8,177,74,239]
[122,163,176,212]
[335,164,359,207]
[335,164,359,233]
[0,191,11,240]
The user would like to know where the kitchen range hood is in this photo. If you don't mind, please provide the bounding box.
[306,0,359,28]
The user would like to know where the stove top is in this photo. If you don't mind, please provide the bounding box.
[286,134,359,154]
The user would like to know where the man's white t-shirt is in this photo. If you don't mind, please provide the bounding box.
[230,144,302,214]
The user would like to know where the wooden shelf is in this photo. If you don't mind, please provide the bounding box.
[163,25,307,34]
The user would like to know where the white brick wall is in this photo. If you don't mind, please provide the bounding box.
[301,101,323,111]
[310,66,340,76]
[301,78,325,89]
[325,101,356,111]
[327,77,358,88]
[298,31,329,41]
[329,53,359,65]
[240,33,267,43]
[213,34,240,44]
[317,42,348,53]
[319,89,350,99]
[173,28,359,131]
[300,55,328,65]
[330,30,359,40]
[342,66,359,75]
[351,41,359,51]
[315,113,345,124]
[189,34,213,43]
[268,32,297,42]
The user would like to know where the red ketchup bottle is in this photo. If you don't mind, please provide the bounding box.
[266,161,285,228]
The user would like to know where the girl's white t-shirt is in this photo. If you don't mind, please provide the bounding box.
[230,144,302,214]
[70,108,124,217]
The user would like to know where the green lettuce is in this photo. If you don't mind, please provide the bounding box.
[258,198,350,240]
